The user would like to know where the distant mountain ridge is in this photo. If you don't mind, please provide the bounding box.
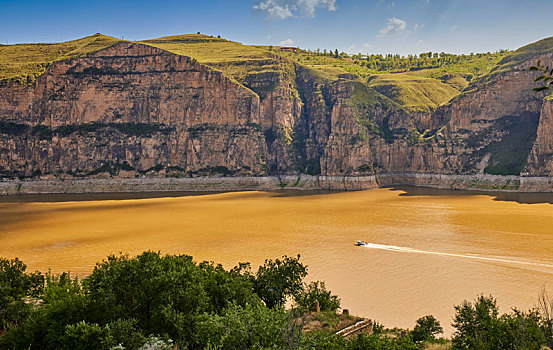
[0,33,552,190]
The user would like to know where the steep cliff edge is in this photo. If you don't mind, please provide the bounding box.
[1,34,553,191]
[526,95,553,176]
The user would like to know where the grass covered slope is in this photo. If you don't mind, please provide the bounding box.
[141,34,286,84]
[367,74,460,113]
[142,34,267,64]
[491,36,553,75]
[278,47,507,112]
[0,33,121,84]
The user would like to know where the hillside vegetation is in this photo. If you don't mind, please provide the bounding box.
[491,36,553,76]
[1,33,551,112]
[367,74,460,112]
[0,34,120,84]
[277,48,507,111]
[141,35,289,85]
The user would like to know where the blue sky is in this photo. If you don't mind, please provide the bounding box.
[0,0,551,55]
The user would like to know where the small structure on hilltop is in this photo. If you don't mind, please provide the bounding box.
[280,47,299,53]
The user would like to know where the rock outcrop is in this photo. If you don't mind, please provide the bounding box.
[526,96,553,176]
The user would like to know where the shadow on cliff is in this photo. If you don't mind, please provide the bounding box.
[389,186,553,204]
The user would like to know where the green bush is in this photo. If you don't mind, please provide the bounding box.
[62,321,114,350]
[83,252,258,348]
[411,315,443,342]
[451,295,548,349]
[252,255,308,309]
[300,331,348,350]
[1,272,89,349]
[137,335,174,350]
[197,302,292,350]
[294,281,340,312]
[0,257,44,331]
[347,332,418,350]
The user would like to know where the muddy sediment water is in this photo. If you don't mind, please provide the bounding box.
[1,187,552,334]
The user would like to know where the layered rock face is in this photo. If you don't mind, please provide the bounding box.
[0,41,552,184]
[526,97,553,176]
[318,56,553,178]
[371,66,547,176]
[0,43,267,178]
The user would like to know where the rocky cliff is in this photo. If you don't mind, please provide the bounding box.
[0,42,268,178]
[1,35,553,189]
[526,95,553,176]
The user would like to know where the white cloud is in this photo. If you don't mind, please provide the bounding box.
[418,39,424,44]
[363,43,372,49]
[254,1,293,19]
[254,0,337,20]
[377,0,396,7]
[450,24,459,30]
[279,38,295,45]
[347,44,356,51]
[379,17,407,36]
[414,22,424,31]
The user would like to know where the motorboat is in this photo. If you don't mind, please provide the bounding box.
[356,240,367,246]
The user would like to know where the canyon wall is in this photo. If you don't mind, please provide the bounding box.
[1,41,553,191]
[0,43,267,178]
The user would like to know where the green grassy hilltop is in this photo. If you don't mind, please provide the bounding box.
[0,34,120,84]
[2,33,552,113]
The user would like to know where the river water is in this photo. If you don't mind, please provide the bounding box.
[1,186,552,334]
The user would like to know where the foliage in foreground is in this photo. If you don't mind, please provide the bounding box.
[530,60,553,91]
[411,315,443,343]
[451,294,553,349]
[0,252,326,350]
[1,253,553,349]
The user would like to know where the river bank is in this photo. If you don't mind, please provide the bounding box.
[1,173,552,195]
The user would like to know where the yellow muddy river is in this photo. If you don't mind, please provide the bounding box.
[1,186,553,334]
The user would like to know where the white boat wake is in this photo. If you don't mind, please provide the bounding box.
[361,242,553,271]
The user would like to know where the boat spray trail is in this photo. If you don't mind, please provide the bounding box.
[361,242,553,273]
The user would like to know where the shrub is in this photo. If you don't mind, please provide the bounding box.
[300,331,348,350]
[0,257,44,331]
[83,252,259,348]
[451,295,501,349]
[451,295,548,349]
[294,281,340,312]
[1,272,88,349]
[348,332,418,350]
[62,321,114,350]
[197,302,291,350]
[411,315,443,342]
[253,255,308,309]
